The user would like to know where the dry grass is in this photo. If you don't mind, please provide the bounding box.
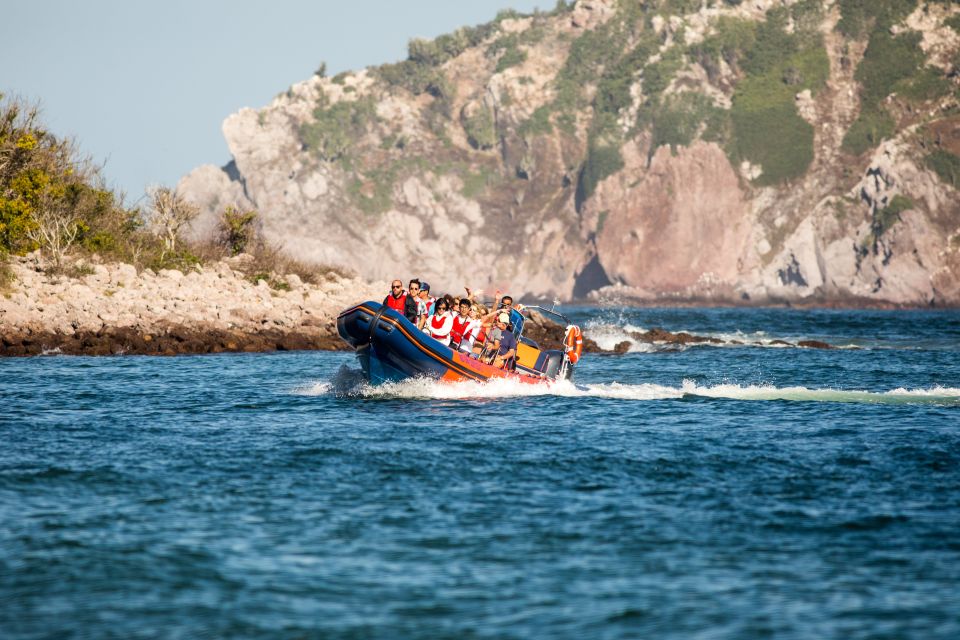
[0,252,14,293]
[188,238,355,289]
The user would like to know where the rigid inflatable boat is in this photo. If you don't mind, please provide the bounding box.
[336,301,582,385]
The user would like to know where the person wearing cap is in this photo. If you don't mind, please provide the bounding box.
[417,282,435,329]
[492,312,517,370]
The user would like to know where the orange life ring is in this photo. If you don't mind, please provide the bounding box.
[563,325,583,365]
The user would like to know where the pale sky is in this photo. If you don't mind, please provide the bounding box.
[1,0,545,201]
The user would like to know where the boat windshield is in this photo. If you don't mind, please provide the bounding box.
[510,308,525,338]
[522,305,571,327]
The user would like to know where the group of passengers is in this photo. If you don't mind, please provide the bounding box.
[384,278,519,369]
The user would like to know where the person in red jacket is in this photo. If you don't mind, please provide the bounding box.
[449,298,473,352]
[383,279,418,323]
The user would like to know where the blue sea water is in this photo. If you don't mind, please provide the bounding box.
[1,307,959,639]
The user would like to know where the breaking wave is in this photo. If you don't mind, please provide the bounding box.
[294,368,960,406]
[583,322,862,351]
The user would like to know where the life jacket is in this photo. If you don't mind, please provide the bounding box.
[461,319,481,345]
[385,292,406,314]
[450,314,471,347]
[430,313,452,340]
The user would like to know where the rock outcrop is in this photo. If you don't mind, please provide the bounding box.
[179,0,960,306]
[0,254,382,356]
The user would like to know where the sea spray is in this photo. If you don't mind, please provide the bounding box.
[295,370,960,406]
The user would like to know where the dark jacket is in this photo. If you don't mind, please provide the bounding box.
[383,293,419,324]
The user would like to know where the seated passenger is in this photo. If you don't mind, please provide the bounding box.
[469,304,489,357]
[450,298,480,353]
[383,279,419,323]
[426,296,454,346]
[415,281,433,329]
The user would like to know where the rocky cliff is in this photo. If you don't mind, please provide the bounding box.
[179,0,960,306]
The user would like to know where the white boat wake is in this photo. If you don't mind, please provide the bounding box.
[293,368,960,405]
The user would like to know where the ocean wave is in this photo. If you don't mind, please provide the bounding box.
[583,322,865,351]
[293,370,960,405]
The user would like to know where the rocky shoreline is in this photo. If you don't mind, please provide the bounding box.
[1,254,840,358]
[0,254,382,357]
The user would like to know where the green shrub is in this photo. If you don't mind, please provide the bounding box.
[0,249,13,291]
[0,94,153,266]
[218,206,258,256]
[642,48,684,100]
[596,36,656,116]
[842,108,895,155]
[407,28,484,68]
[518,105,554,138]
[926,149,960,189]
[857,30,924,106]
[742,8,797,76]
[651,93,723,154]
[690,17,756,78]
[495,46,527,73]
[348,165,396,216]
[726,38,827,184]
[894,66,952,102]
[947,14,960,33]
[372,60,451,98]
[299,96,377,161]
[791,0,825,41]
[837,0,917,38]
[462,107,497,150]
[838,3,925,157]
[555,18,627,112]
[731,101,814,185]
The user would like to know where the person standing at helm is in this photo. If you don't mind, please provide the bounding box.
[492,313,517,370]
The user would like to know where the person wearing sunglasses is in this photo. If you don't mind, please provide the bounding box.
[383,279,419,323]
[426,296,455,345]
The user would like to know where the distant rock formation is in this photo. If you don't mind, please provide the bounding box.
[179,0,960,306]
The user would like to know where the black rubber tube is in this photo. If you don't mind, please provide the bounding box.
[368,305,388,344]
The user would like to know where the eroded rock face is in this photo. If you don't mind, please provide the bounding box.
[590,141,751,297]
[178,0,960,306]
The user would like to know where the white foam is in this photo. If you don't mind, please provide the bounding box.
[292,371,960,405]
[584,323,657,353]
[583,323,862,351]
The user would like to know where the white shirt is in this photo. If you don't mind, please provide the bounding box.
[427,312,454,346]
[459,318,483,352]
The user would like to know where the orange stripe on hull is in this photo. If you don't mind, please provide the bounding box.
[351,303,548,385]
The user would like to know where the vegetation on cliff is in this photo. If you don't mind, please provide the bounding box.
[0,94,342,291]
[177,0,960,305]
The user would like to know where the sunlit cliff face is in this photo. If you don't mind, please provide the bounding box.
[179,0,960,305]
